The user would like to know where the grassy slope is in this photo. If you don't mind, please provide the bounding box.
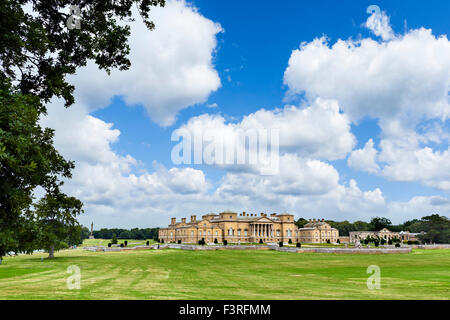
[0,248,449,300]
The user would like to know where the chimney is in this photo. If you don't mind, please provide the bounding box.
[322,218,325,222]
[181,218,186,223]
[260,212,264,216]
[271,213,276,217]
[191,215,196,222]
[171,217,176,225]
[243,211,246,216]
[313,218,316,222]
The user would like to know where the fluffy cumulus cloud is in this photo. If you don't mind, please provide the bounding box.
[283,28,450,123]
[71,0,222,126]
[376,120,450,191]
[347,139,380,174]
[284,11,450,192]
[175,98,355,167]
[365,11,395,41]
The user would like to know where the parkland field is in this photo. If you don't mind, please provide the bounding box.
[0,245,449,300]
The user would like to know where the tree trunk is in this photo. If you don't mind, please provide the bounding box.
[48,245,55,259]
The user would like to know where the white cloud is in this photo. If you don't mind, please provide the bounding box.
[71,0,222,126]
[365,11,395,41]
[283,29,450,123]
[377,120,450,190]
[217,154,340,197]
[347,139,380,174]
[176,98,355,166]
[284,13,450,192]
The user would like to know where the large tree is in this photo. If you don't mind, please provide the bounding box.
[0,0,165,263]
[0,80,74,262]
[369,217,392,231]
[34,192,83,258]
[409,215,450,244]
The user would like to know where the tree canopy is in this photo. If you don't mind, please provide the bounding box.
[0,0,165,261]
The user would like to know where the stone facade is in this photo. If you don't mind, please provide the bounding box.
[349,228,399,243]
[399,231,424,241]
[298,219,339,243]
[158,211,298,244]
[159,213,341,244]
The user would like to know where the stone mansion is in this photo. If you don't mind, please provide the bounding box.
[158,211,339,244]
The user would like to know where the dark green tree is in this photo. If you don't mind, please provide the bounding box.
[0,0,165,263]
[1,0,165,107]
[412,215,450,244]
[295,218,309,229]
[369,217,392,231]
[34,192,84,258]
[0,81,74,262]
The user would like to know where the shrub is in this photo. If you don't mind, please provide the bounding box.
[111,234,118,244]
[395,243,400,248]
[120,243,124,248]
[223,240,227,246]
[374,240,379,247]
[380,239,386,245]
[296,242,301,248]
[124,240,128,247]
[259,239,263,244]
[108,243,112,248]
[178,240,181,244]
[407,240,413,245]
[146,240,149,246]
[214,238,218,244]
[161,239,164,244]
[388,239,393,245]
[288,239,292,244]
[279,241,283,247]
[326,239,330,244]
[336,239,340,244]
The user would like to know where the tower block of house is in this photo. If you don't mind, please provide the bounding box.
[158,212,340,244]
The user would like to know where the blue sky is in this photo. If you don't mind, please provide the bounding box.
[43,0,450,228]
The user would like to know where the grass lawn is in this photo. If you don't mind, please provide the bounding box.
[0,248,449,300]
[79,239,156,248]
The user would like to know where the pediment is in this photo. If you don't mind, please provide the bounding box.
[254,217,273,223]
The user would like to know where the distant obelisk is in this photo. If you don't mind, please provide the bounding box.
[89,221,95,239]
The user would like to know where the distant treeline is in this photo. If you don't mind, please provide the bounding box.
[295,214,449,244]
[80,227,159,241]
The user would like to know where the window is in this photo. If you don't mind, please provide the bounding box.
[199,230,202,236]
[244,230,248,236]
[228,228,234,236]
[215,231,218,236]
[238,230,241,236]
[191,231,194,236]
